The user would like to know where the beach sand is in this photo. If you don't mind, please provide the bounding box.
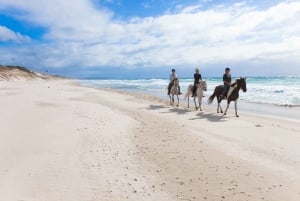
[0,79,299,201]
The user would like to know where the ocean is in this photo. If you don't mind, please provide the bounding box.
[80,76,300,107]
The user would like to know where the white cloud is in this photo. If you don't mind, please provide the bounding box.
[0,26,30,42]
[0,0,300,75]
[0,0,114,41]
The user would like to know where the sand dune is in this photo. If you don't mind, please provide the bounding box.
[0,79,299,201]
[0,65,59,81]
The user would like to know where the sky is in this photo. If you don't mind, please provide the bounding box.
[0,0,300,78]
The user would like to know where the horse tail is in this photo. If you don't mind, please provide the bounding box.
[184,92,189,100]
[184,84,192,100]
[207,91,216,104]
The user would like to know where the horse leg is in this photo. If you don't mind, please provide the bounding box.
[176,95,179,107]
[187,96,190,108]
[193,97,198,110]
[224,102,230,115]
[169,95,172,105]
[172,95,175,107]
[220,103,223,113]
[234,100,239,117]
[198,96,202,111]
[218,103,223,113]
[217,96,223,113]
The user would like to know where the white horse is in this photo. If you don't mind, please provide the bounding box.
[169,78,180,107]
[184,80,207,111]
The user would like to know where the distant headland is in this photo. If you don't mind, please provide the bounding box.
[0,65,62,81]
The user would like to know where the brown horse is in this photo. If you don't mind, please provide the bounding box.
[208,77,247,117]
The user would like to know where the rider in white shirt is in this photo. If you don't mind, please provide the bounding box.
[167,69,181,95]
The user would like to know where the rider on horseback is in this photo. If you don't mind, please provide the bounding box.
[192,67,202,97]
[221,67,231,99]
[168,68,181,95]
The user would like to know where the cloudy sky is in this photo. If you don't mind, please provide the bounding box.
[0,0,300,78]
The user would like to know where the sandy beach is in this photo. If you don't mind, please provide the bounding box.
[0,79,299,201]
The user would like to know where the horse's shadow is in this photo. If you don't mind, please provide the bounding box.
[145,104,226,122]
[168,107,190,115]
[147,104,169,110]
[146,104,191,115]
[189,112,227,122]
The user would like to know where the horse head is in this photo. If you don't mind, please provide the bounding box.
[238,77,247,92]
[196,80,207,91]
[201,80,207,91]
[173,77,179,86]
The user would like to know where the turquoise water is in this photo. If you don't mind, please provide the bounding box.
[80,76,300,107]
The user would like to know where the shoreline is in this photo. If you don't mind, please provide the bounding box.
[1,79,299,201]
[78,76,300,111]
[80,82,300,121]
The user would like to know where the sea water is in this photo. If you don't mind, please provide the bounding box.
[80,76,300,107]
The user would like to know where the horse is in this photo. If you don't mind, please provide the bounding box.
[169,77,180,107]
[184,80,207,111]
[207,77,247,117]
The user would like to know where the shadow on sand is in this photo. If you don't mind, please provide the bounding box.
[168,107,191,115]
[189,112,227,122]
[146,104,191,115]
[147,104,169,110]
[145,104,227,122]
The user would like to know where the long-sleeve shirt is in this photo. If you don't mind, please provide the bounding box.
[194,73,202,85]
[169,73,177,82]
[223,73,231,85]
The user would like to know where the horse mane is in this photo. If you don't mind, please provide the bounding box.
[231,77,245,86]
[230,82,237,87]
[172,77,179,85]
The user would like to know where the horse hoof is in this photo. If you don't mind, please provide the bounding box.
[236,115,239,117]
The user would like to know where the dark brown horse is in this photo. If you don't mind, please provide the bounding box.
[208,77,247,117]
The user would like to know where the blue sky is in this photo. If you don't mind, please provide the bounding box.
[0,0,300,78]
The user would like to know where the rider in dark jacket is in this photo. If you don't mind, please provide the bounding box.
[222,67,231,98]
[192,68,202,97]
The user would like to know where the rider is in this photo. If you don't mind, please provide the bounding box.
[168,68,181,95]
[192,67,202,97]
[221,67,232,99]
